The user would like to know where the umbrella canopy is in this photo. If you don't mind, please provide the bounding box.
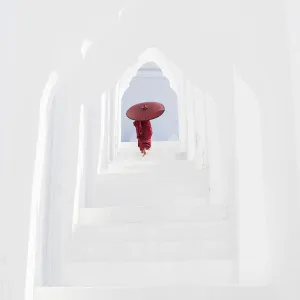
[126,102,165,121]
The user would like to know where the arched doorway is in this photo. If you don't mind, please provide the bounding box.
[121,61,179,142]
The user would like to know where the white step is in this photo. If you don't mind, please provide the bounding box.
[112,150,186,164]
[120,141,181,150]
[92,172,209,207]
[62,260,234,286]
[35,285,275,300]
[106,159,201,174]
[91,194,208,208]
[115,150,180,162]
[79,205,227,224]
[74,220,229,243]
[71,205,230,261]
[117,141,181,158]
[98,166,208,183]
[68,238,231,262]
[97,171,205,185]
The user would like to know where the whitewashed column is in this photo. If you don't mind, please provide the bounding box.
[117,84,122,150]
[44,85,70,285]
[60,96,82,285]
[177,79,187,154]
[193,88,203,169]
[115,81,120,156]
[104,89,111,169]
[186,80,196,161]
[193,87,207,169]
[84,99,100,205]
[99,90,109,171]
[234,68,270,285]
[72,104,87,228]
[45,76,83,285]
[202,90,209,167]
[97,92,107,174]
[205,93,225,205]
[114,81,122,158]
[109,87,117,161]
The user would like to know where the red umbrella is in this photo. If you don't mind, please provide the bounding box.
[126,102,165,121]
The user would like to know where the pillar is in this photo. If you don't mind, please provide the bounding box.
[193,86,209,169]
[45,76,82,286]
[186,80,196,161]
[85,93,101,205]
[97,92,108,174]
[235,0,298,292]
[234,68,270,284]
[205,93,225,204]
[192,88,204,169]
[177,78,187,154]
[106,89,112,167]
[72,104,87,228]
[109,87,117,162]
[115,81,122,156]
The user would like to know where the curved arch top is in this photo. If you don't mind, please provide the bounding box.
[138,61,161,70]
[118,47,183,100]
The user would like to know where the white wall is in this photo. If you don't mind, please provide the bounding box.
[280,0,300,297]
[234,69,270,285]
[1,0,299,298]
[235,0,298,295]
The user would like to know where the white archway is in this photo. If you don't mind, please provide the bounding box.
[118,47,181,99]
[115,47,192,155]
[120,61,180,142]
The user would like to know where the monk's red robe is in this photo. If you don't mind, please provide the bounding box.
[133,120,153,152]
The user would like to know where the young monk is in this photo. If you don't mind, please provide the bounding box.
[133,120,153,156]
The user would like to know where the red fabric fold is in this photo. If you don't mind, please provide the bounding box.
[133,120,153,152]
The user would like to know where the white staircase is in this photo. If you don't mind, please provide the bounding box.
[35,286,276,300]
[35,141,240,299]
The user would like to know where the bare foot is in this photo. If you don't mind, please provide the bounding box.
[142,149,146,157]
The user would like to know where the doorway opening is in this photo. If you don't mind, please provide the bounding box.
[121,61,179,142]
